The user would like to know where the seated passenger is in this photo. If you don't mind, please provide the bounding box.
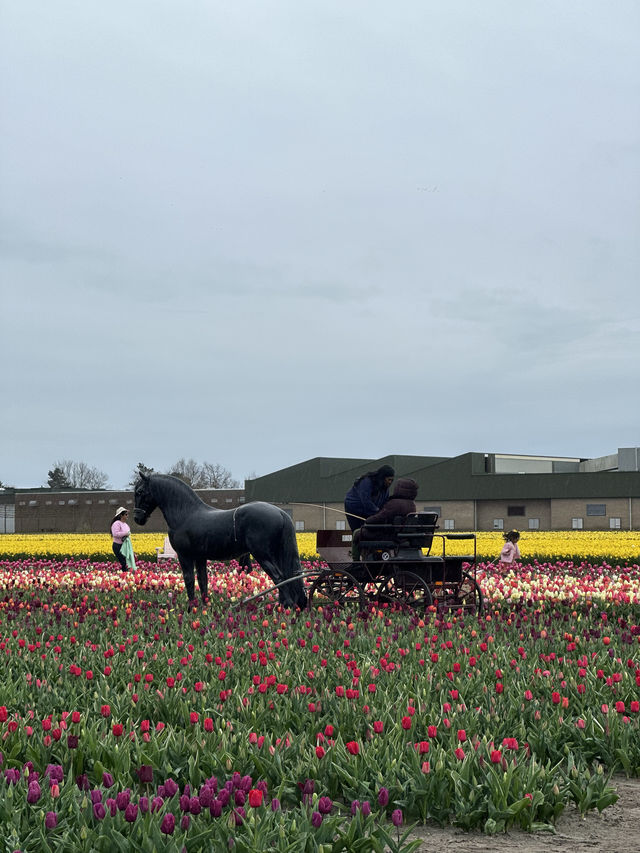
[358,478,419,548]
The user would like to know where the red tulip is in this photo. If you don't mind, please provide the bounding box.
[248,789,263,808]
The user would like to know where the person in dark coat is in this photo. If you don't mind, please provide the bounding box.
[344,465,395,532]
[359,478,418,544]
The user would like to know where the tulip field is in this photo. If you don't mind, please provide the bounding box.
[0,534,639,851]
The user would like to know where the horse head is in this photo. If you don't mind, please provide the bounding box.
[134,472,157,526]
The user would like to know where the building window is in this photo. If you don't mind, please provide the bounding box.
[45,500,52,506]
[610,517,621,529]
[493,519,504,530]
[295,520,305,531]
[58,501,65,506]
[109,499,118,505]
[68,499,77,506]
[587,504,606,516]
[572,518,583,529]
[85,500,92,505]
[28,500,38,507]
[508,506,525,516]
[225,498,233,504]
[336,520,346,530]
[528,518,540,530]
[443,519,455,530]
[211,498,218,503]
[422,506,441,515]
[239,497,245,502]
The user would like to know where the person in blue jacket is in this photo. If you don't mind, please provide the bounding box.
[344,465,395,532]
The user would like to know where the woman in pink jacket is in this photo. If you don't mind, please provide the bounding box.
[110,506,131,572]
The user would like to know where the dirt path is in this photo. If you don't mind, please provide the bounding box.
[407,776,640,853]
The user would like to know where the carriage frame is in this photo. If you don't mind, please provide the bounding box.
[308,512,484,615]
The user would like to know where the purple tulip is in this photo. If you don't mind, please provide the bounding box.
[137,765,153,784]
[377,787,389,807]
[179,794,190,812]
[318,796,333,815]
[125,803,138,823]
[151,796,164,813]
[76,773,89,790]
[4,768,20,785]
[116,791,130,811]
[199,787,214,808]
[218,788,230,806]
[311,811,323,828]
[45,811,58,830]
[67,735,79,749]
[90,789,103,805]
[139,796,149,813]
[233,807,245,825]
[106,798,117,817]
[240,775,252,792]
[271,797,281,812]
[93,803,106,821]
[180,814,190,831]
[189,796,201,815]
[234,789,246,806]
[45,765,64,784]
[391,809,403,827]
[102,772,114,789]
[27,782,41,804]
[164,778,178,797]
[351,800,360,815]
[210,798,223,817]
[361,800,371,817]
[161,813,175,835]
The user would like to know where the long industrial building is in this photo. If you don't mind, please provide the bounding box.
[1,447,638,534]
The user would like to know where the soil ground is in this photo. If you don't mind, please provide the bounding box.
[407,775,640,853]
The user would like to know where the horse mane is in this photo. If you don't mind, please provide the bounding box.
[149,474,208,510]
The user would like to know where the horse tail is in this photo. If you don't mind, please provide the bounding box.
[279,510,307,607]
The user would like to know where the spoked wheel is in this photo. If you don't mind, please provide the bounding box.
[307,570,365,611]
[377,570,433,611]
[431,570,484,616]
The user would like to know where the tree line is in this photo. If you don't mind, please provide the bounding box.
[43,459,240,490]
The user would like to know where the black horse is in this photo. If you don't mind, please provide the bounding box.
[134,473,307,609]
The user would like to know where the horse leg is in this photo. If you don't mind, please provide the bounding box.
[195,559,208,604]
[178,556,198,609]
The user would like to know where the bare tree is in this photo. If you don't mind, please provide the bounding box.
[200,462,240,489]
[51,459,109,490]
[167,458,239,489]
[168,458,202,488]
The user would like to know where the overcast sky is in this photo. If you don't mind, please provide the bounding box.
[1,1,639,490]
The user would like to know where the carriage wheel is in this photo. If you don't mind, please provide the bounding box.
[307,570,365,611]
[377,570,433,611]
[431,570,484,616]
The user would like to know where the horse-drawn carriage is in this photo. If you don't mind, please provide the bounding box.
[134,474,483,615]
[309,512,484,614]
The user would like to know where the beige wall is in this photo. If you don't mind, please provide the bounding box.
[550,498,636,530]
[476,499,552,531]
[15,489,245,533]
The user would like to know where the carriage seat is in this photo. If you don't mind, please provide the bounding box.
[156,536,178,562]
[359,513,439,556]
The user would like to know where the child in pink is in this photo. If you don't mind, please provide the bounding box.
[499,530,521,565]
